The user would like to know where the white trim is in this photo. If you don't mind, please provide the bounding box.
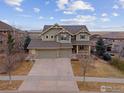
[75,29,90,35]
[41,24,63,35]
[55,29,73,36]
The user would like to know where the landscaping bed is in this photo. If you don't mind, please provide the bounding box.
[71,58,124,78]
[77,81,124,92]
[0,80,23,90]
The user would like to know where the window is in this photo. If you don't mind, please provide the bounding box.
[60,34,68,40]
[51,36,53,38]
[71,35,76,41]
[46,35,48,38]
[0,41,2,46]
[0,41,2,44]
[80,35,85,39]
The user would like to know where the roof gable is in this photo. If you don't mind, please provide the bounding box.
[42,24,89,35]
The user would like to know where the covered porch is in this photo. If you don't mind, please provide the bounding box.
[72,45,91,55]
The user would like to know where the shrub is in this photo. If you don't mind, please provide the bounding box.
[95,38,106,56]
[103,52,111,61]
[110,57,124,72]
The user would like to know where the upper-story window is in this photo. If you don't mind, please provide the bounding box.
[80,35,85,39]
[46,35,48,38]
[51,36,53,38]
[0,41,2,43]
[60,34,68,40]
[0,41,2,46]
[71,35,76,41]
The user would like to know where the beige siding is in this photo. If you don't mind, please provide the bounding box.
[35,49,72,58]
[76,32,90,41]
[59,49,72,58]
[56,34,71,43]
[41,28,61,41]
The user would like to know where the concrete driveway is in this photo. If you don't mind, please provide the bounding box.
[19,58,79,93]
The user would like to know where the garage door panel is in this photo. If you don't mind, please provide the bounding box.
[36,49,72,59]
[36,50,58,58]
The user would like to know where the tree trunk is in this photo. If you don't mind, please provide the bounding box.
[8,70,12,85]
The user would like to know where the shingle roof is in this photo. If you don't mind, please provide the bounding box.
[28,39,73,49]
[102,32,124,39]
[0,21,13,31]
[42,25,89,34]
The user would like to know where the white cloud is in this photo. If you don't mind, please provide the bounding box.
[39,16,44,20]
[101,13,108,17]
[4,0,23,6]
[15,7,23,12]
[57,0,69,10]
[67,0,95,12]
[1,19,9,24]
[60,15,96,24]
[56,0,94,14]
[113,5,119,9]
[100,18,110,22]
[119,0,124,8]
[112,12,119,16]
[63,11,73,14]
[33,8,40,13]
[50,17,54,20]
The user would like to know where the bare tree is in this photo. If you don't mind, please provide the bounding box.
[4,32,15,84]
[77,54,90,84]
[4,55,14,84]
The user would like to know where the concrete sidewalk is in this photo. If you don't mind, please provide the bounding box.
[1,76,124,84]
[0,91,122,93]
[18,58,79,93]
[75,77,124,83]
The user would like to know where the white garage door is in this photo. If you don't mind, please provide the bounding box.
[36,49,72,58]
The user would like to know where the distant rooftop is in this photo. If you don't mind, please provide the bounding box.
[0,21,13,31]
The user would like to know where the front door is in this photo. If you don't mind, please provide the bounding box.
[72,45,76,54]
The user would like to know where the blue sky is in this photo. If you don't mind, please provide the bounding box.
[0,0,124,31]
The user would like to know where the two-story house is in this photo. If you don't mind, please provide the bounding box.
[28,24,91,58]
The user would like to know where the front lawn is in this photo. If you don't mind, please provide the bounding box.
[0,61,34,75]
[110,57,124,73]
[71,58,124,78]
[77,81,124,92]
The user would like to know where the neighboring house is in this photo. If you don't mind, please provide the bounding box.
[0,21,25,52]
[102,32,124,53]
[28,24,91,58]
[90,32,124,56]
[0,21,14,52]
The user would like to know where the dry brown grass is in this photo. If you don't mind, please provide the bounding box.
[71,58,124,78]
[77,81,124,92]
[0,61,34,75]
[11,61,34,75]
[0,80,23,90]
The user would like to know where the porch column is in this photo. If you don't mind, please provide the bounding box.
[89,45,91,55]
[76,45,79,54]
